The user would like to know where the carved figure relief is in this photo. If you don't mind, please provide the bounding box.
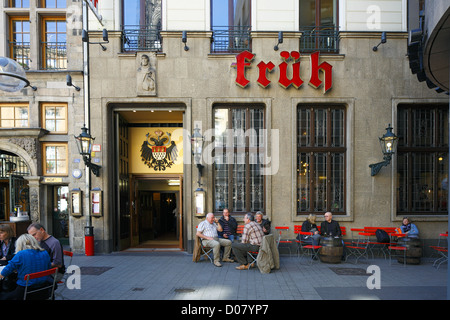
[137,53,157,96]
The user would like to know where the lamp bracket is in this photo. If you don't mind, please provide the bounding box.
[83,156,101,177]
[369,155,391,176]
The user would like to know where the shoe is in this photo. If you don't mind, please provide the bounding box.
[235,264,249,270]
[222,258,234,263]
[214,261,222,267]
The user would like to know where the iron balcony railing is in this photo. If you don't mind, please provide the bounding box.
[211,26,251,54]
[300,25,340,53]
[9,42,31,70]
[41,41,67,70]
[122,25,162,52]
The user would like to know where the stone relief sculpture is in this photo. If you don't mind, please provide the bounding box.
[137,53,157,96]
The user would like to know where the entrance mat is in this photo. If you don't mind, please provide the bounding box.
[329,267,369,275]
[80,266,113,275]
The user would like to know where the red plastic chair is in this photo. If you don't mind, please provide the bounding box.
[23,267,59,300]
[298,231,322,264]
[430,246,448,269]
[275,226,292,256]
[55,250,74,300]
[346,232,371,264]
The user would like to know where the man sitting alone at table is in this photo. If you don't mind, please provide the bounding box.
[196,213,234,267]
[232,213,265,270]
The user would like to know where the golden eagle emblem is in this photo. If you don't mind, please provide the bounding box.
[140,130,178,171]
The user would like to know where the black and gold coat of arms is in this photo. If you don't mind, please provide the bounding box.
[140,130,178,171]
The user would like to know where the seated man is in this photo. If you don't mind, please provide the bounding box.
[196,213,233,267]
[218,208,238,242]
[320,212,345,260]
[27,223,65,281]
[232,213,265,270]
[320,212,341,237]
[255,211,271,235]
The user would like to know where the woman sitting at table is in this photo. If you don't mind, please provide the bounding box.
[0,234,51,300]
[298,214,321,246]
[400,217,420,238]
[0,224,17,265]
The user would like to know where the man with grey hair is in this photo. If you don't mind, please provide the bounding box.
[232,213,265,270]
[255,211,271,235]
[196,213,233,267]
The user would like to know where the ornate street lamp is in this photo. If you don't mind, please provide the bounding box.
[369,124,399,176]
[75,125,101,177]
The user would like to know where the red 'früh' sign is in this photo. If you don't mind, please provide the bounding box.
[233,50,332,93]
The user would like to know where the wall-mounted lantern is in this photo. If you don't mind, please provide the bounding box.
[369,124,398,176]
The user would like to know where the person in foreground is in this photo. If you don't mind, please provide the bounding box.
[27,223,65,280]
[232,213,265,270]
[196,213,234,267]
[0,234,51,300]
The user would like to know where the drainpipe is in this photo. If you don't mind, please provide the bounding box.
[82,1,94,255]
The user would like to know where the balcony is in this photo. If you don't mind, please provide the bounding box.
[41,42,67,70]
[211,26,251,54]
[299,25,340,53]
[9,42,31,70]
[122,25,162,52]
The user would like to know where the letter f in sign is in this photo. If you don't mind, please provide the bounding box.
[233,51,255,88]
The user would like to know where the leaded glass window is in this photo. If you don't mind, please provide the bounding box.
[397,105,448,215]
[214,105,264,213]
[297,105,346,215]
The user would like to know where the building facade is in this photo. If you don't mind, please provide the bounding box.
[1,0,448,255]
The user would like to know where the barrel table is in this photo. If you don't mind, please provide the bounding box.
[319,237,343,264]
[396,237,422,265]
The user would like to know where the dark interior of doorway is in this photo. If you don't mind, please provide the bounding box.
[138,191,178,248]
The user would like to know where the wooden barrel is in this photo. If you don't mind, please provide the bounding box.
[396,237,422,265]
[319,237,343,264]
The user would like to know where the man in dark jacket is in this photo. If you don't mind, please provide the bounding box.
[218,208,238,242]
[320,212,342,237]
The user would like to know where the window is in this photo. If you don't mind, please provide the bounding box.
[213,105,265,213]
[397,105,448,216]
[43,143,68,176]
[41,17,67,69]
[211,0,251,53]
[0,103,29,128]
[42,103,67,133]
[9,0,29,8]
[299,0,339,53]
[122,0,162,52]
[297,105,346,215]
[9,16,31,69]
[41,0,66,8]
